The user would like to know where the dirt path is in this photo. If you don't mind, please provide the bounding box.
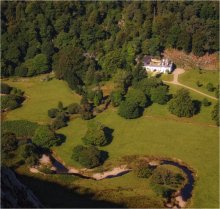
[164,68,218,101]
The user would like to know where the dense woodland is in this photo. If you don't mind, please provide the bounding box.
[1,1,219,93]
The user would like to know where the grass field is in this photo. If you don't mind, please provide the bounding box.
[3,74,81,123]
[2,75,219,208]
[178,69,219,97]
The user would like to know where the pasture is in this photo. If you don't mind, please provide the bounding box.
[2,75,219,208]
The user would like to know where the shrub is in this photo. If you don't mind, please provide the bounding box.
[81,111,93,120]
[2,132,18,152]
[196,81,202,87]
[202,98,211,107]
[151,166,185,188]
[32,126,58,148]
[1,95,22,110]
[137,166,154,178]
[118,100,141,119]
[10,87,24,96]
[206,83,214,92]
[51,118,67,130]
[168,89,196,117]
[1,83,12,94]
[82,121,108,146]
[39,166,54,174]
[56,111,69,122]
[110,90,124,107]
[48,108,59,118]
[2,120,39,138]
[67,103,81,114]
[150,85,169,104]
[72,145,103,168]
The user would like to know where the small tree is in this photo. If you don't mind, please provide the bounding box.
[110,90,123,107]
[48,108,59,118]
[1,83,12,94]
[202,98,211,107]
[168,89,196,117]
[51,119,67,130]
[58,101,64,111]
[93,90,103,106]
[196,81,202,87]
[206,83,214,92]
[118,100,141,119]
[150,85,169,104]
[82,121,108,146]
[2,132,18,152]
[32,126,57,148]
[211,102,219,126]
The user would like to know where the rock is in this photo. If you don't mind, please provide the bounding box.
[1,166,43,208]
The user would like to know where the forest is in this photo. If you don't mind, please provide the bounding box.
[1,1,219,93]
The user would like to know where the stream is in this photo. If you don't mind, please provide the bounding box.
[34,155,195,208]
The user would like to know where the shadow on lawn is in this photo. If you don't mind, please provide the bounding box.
[16,173,125,208]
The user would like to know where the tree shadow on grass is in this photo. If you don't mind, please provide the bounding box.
[192,100,201,115]
[103,127,114,146]
[16,173,125,208]
[55,133,66,146]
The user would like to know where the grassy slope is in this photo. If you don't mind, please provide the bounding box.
[2,75,219,208]
[3,75,81,123]
[178,69,219,97]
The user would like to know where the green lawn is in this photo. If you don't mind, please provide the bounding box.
[3,75,81,123]
[178,69,219,97]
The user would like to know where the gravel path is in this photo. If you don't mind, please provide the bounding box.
[164,68,218,100]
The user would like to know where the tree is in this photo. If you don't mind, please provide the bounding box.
[2,132,18,152]
[82,121,108,146]
[118,100,141,119]
[48,108,58,118]
[135,77,163,97]
[72,145,103,168]
[110,90,123,107]
[67,103,81,114]
[137,166,154,178]
[1,83,12,94]
[126,88,147,108]
[206,83,214,92]
[168,89,196,117]
[150,85,169,104]
[94,90,103,106]
[211,102,219,126]
[32,126,57,148]
[51,118,67,130]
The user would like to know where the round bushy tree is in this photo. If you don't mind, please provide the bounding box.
[82,121,108,146]
[150,85,169,104]
[110,90,123,107]
[32,126,57,148]
[168,89,196,117]
[118,100,141,119]
[202,98,211,107]
[51,119,67,130]
[2,132,18,152]
[72,145,103,168]
[48,108,58,118]
[126,88,147,108]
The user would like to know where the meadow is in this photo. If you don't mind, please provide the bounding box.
[178,69,219,97]
[2,74,219,208]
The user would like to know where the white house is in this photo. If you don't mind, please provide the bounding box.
[142,56,173,73]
